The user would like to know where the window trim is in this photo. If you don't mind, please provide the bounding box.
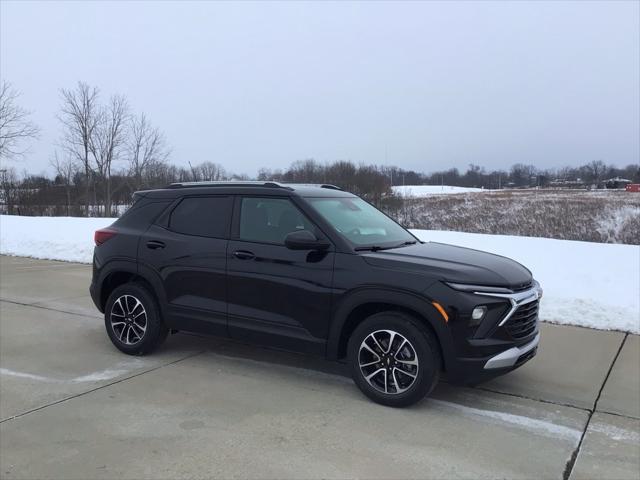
[166,194,233,240]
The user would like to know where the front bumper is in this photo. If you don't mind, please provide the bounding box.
[435,280,542,385]
[484,332,540,369]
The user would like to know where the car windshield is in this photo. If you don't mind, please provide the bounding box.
[307,197,416,248]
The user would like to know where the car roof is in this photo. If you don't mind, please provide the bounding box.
[135,181,357,199]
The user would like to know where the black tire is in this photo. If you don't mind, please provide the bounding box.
[104,282,169,355]
[348,311,441,407]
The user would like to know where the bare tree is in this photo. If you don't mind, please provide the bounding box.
[91,94,129,216]
[127,112,170,189]
[0,167,19,214]
[0,81,40,160]
[585,160,607,184]
[198,161,226,181]
[50,151,76,216]
[58,82,100,216]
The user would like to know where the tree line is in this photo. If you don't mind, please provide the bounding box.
[1,80,638,217]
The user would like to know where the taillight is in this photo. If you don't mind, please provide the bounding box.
[94,228,117,246]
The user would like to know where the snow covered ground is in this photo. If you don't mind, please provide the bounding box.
[1,214,638,334]
[0,215,114,265]
[392,185,488,197]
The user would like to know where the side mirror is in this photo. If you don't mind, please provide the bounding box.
[284,230,330,251]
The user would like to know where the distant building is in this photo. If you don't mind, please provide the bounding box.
[549,179,586,189]
[604,177,632,189]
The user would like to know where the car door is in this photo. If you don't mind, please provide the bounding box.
[138,195,232,337]
[226,196,334,355]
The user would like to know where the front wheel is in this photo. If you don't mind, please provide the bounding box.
[348,312,441,407]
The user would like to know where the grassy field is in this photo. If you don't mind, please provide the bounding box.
[395,190,640,245]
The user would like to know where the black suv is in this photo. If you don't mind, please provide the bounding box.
[90,182,542,407]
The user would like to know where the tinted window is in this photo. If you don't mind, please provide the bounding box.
[114,200,171,228]
[169,196,232,238]
[239,197,312,244]
[307,197,414,247]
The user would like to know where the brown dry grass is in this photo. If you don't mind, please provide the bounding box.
[396,190,640,245]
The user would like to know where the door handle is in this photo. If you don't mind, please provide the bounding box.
[146,240,166,250]
[233,250,255,260]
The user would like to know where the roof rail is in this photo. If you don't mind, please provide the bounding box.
[320,184,342,191]
[166,181,293,190]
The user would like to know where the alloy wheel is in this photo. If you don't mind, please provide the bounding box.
[110,294,147,345]
[358,329,419,394]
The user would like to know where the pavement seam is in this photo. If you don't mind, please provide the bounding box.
[0,350,207,424]
[562,332,629,480]
[472,385,592,413]
[593,408,640,421]
[0,298,99,320]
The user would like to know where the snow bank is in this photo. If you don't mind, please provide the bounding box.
[0,215,115,264]
[411,230,640,334]
[1,215,638,333]
[392,185,487,197]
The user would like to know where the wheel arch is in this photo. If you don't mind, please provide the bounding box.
[327,288,454,371]
[97,260,166,312]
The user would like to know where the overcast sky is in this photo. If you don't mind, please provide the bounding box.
[1,0,638,176]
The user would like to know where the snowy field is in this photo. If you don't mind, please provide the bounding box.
[392,185,488,197]
[396,188,640,244]
[1,214,638,334]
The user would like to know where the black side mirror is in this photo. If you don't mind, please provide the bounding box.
[284,230,330,251]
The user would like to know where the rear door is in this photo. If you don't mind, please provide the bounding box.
[226,196,334,354]
[139,195,233,336]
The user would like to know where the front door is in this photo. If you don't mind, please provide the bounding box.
[226,196,334,355]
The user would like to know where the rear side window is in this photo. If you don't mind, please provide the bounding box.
[169,196,232,238]
[114,200,171,228]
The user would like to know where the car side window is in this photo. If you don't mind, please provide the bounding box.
[239,197,313,244]
[169,196,232,238]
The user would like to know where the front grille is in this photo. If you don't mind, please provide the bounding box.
[505,300,539,339]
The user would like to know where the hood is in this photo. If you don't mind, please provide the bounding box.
[361,242,532,289]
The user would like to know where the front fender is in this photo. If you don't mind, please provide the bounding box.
[326,287,455,370]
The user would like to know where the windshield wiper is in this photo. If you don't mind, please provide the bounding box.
[354,245,386,252]
[354,240,417,252]
[394,240,417,247]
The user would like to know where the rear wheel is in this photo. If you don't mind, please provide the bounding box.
[104,283,168,355]
[348,311,441,407]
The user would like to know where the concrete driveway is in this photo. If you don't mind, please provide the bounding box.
[0,255,638,479]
